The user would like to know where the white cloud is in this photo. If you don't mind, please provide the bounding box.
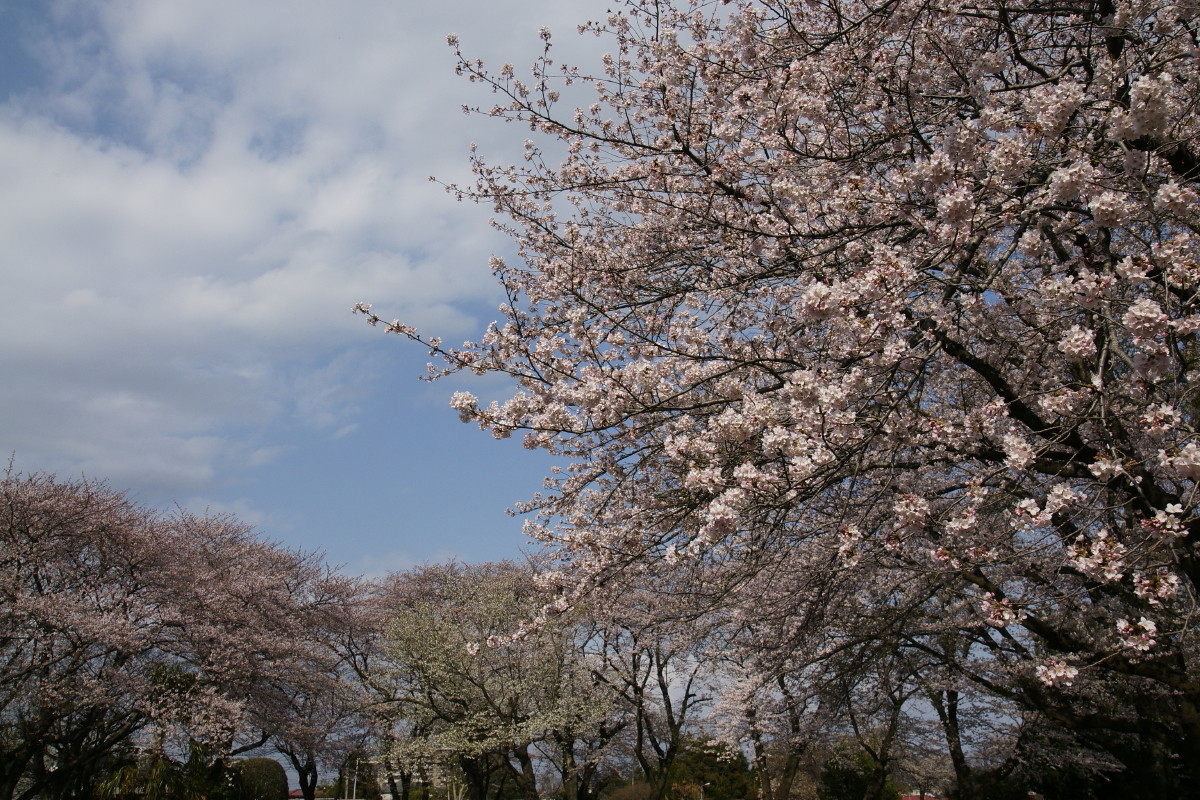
[1,0,604,573]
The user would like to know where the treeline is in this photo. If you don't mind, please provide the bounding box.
[2,471,1170,800]
[0,471,351,800]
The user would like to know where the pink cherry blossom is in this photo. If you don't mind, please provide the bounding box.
[362,0,1200,785]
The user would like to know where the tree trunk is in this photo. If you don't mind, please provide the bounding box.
[929,689,971,799]
[561,739,578,800]
[507,745,541,800]
[460,755,495,800]
[381,756,406,800]
[284,751,320,800]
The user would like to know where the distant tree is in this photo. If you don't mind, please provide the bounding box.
[705,649,838,800]
[588,615,712,800]
[268,575,374,800]
[0,472,161,800]
[0,470,351,800]
[370,562,622,800]
[271,676,370,800]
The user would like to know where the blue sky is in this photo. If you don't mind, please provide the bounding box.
[0,0,598,574]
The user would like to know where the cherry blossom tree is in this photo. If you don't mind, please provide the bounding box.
[707,649,851,800]
[266,672,371,800]
[360,0,1200,791]
[0,471,350,800]
[0,471,173,800]
[586,611,713,800]
[264,584,374,800]
[368,562,623,800]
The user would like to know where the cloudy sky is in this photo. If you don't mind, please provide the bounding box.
[0,0,598,573]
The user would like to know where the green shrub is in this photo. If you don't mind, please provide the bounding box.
[234,758,289,800]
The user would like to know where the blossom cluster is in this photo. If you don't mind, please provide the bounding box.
[1116,617,1159,653]
[1035,659,1080,687]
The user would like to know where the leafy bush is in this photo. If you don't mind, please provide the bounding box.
[234,758,289,800]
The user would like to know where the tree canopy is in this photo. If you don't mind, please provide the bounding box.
[358,0,1200,793]
[0,471,355,800]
